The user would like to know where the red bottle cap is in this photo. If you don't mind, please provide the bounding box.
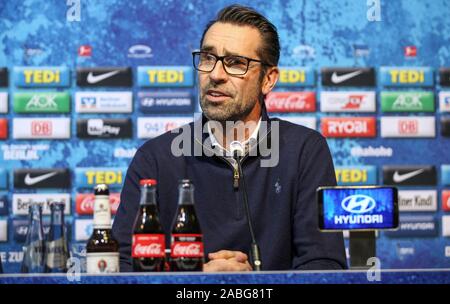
[140,179,157,186]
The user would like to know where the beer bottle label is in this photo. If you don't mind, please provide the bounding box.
[86,252,119,273]
[93,196,112,229]
[170,234,204,258]
[132,234,165,258]
[46,238,67,269]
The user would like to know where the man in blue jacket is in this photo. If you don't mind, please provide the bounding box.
[112,4,347,272]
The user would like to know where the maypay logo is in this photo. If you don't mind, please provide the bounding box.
[341,195,376,214]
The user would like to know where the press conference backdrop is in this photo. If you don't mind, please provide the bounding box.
[0,0,449,273]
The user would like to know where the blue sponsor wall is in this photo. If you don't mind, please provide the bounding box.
[0,0,449,272]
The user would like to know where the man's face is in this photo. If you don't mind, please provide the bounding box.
[199,22,264,122]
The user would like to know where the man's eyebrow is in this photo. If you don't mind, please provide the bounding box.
[200,46,243,57]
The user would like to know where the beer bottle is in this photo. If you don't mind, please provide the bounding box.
[132,179,165,272]
[21,203,45,273]
[86,184,119,273]
[170,179,204,271]
[44,201,70,273]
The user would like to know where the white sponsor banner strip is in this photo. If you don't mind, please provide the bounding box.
[380,116,435,138]
[439,91,450,113]
[0,220,7,242]
[12,193,71,215]
[75,91,133,113]
[137,117,193,139]
[275,116,316,130]
[75,219,93,241]
[398,190,437,212]
[0,92,8,113]
[12,118,71,139]
[320,91,376,112]
[443,216,450,237]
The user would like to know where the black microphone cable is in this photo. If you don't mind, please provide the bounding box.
[230,141,262,271]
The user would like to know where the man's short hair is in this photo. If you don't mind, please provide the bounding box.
[200,4,280,67]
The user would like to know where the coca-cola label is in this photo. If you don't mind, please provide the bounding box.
[86,252,119,274]
[75,193,120,215]
[265,92,316,112]
[132,234,165,258]
[170,234,204,258]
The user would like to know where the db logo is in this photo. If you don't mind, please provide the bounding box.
[31,121,52,136]
[398,120,418,135]
[76,193,120,215]
[171,243,203,257]
[341,195,376,214]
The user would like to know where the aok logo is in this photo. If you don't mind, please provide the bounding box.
[392,94,423,110]
[398,120,418,134]
[23,70,61,84]
[26,94,58,110]
[389,70,425,84]
[147,70,185,83]
[341,195,376,214]
[85,171,123,185]
[31,121,52,136]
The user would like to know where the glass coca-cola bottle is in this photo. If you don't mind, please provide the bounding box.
[44,201,70,273]
[170,179,204,271]
[132,179,166,272]
[21,203,45,273]
[86,184,119,273]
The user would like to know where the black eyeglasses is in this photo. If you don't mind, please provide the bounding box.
[192,51,268,76]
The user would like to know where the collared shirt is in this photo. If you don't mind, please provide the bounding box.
[207,118,262,158]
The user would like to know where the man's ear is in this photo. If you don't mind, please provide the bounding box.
[261,66,279,95]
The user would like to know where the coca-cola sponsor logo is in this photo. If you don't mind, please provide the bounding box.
[132,234,165,258]
[443,191,450,212]
[171,243,203,257]
[76,193,120,215]
[265,92,315,112]
[321,117,376,137]
[133,243,163,257]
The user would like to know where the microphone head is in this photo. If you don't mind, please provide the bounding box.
[230,140,244,158]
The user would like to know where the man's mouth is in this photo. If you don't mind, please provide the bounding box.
[205,89,231,103]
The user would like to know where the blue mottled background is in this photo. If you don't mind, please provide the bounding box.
[0,0,449,273]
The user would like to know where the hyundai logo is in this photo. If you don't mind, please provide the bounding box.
[341,194,376,214]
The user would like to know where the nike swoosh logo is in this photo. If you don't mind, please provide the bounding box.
[24,172,59,185]
[331,70,364,84]
[87,70,120,84]
[392,169,425,183]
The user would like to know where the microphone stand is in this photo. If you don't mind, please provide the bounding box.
[232,144,262,271]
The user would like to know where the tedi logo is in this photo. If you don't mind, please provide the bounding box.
[341,195,376,214]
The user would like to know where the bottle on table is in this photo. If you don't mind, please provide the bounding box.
[21,203,45,273]
[86,184,119,273]
[132,179,166,272]
[44,201,70,273]
[170,179,204,271]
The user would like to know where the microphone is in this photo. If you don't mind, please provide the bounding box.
[229,140,262,271]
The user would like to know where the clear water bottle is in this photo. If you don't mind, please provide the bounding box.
[21,203,45,273]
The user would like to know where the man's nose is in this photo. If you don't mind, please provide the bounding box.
[209,60,228,82]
